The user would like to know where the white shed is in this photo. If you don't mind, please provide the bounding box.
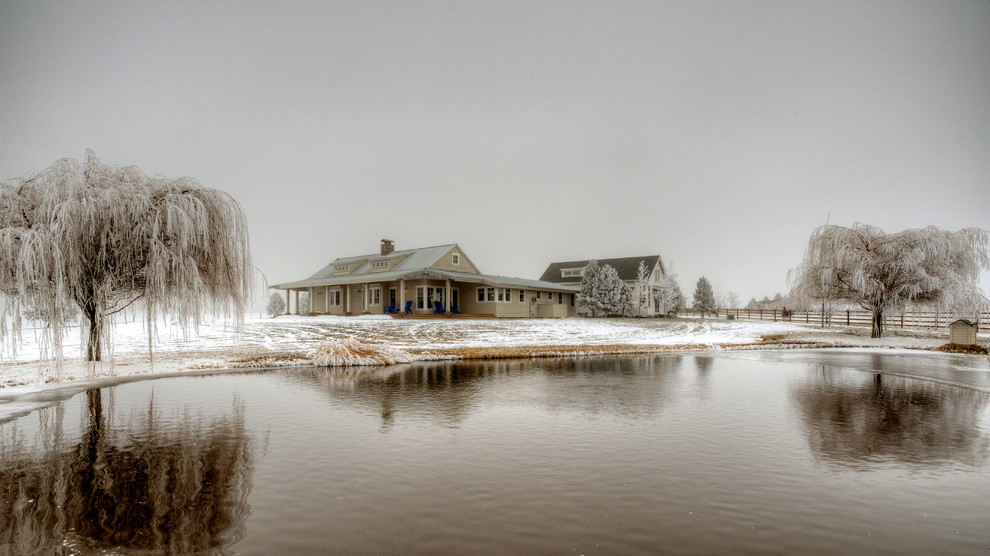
[949,319,978,346]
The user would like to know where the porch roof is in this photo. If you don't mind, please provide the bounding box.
[273,268,578,293]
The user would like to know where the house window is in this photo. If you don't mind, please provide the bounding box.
[558,292,563,304]
[476,287,496,302]
[417,286,444,310]
[334,265,350,275]
[497,288,505,302]
[329,290,342,306]
[561,268,582,278]
[536,291,541,301]
[389,288,396,307]
[519,289,525,303]
[452,253,460,265]
[368,286,381,305]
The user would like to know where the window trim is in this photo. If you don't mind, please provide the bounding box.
[452,253,460,265]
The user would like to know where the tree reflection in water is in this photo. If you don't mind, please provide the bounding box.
[790,368,990,469]
[1,388,255,554]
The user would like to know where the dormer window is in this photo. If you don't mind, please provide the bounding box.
[561,268,582,278]
[452,253,460,265]
[333,264,350,275]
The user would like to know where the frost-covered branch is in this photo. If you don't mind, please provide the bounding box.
[788,223,988,337]
[1,150,253,375]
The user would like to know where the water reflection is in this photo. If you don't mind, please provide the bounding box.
[295,355,686,430]
[1,388,255,554]
[790,368,990,469]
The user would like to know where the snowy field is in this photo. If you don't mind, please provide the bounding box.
[1,314,987,393]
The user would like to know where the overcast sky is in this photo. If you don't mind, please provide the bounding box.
[3,0,989,305]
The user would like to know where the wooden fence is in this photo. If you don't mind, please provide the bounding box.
[679,307,989,330]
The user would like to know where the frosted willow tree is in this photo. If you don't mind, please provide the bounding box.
[1,150,252,368]
[789,223,989,338]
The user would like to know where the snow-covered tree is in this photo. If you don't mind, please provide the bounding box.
[579,261,629,316]
[746,297,758,309]
[1,150,253,367]
[266,293,286,318]
[789,223,989,338]
[693,276,716,317]
[727,291,740,309]
[656,267,684,316]
[298,292,309,315]
[634,260,651,316]
[595,264,626,316]
[579,259,603,316]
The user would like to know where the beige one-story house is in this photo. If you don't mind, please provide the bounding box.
[273,240,578,318]
[539,255,666,316]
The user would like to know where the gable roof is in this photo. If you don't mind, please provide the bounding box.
[272,243,578,293]
[301,244,458,282]
[539,255,664,283]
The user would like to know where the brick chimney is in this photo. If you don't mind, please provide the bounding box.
[380,239,394,256]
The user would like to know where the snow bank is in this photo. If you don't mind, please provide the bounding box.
[312,338,414,367]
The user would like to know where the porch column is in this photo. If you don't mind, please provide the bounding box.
[400,280,405,313]
[307,287,313,315]
[363,282,369,313]
[285,289,290,315]
[346,286,351,314]
[324,286,329,313]
[294,290,300,315]
[445,279,451,313]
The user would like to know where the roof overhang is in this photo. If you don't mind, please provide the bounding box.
[272,268,579,293]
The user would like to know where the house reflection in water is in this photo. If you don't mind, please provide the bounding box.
[304,355,687,430]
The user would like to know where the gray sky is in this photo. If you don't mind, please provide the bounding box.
[3,0,989,304]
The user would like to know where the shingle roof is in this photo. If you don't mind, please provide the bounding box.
[273,244,577,292]
[300,244,458,282]
[538,255,664,283]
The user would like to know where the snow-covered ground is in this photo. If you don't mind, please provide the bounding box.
[2,315,987,394]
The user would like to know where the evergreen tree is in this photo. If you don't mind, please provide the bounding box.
[693,276,716,317]
[579,259,603,316]
[597,264,629,316]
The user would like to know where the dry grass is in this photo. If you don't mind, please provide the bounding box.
[409,340,833,360]
[932,343,989,355]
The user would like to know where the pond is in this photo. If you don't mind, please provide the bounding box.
[2,351,989,554]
